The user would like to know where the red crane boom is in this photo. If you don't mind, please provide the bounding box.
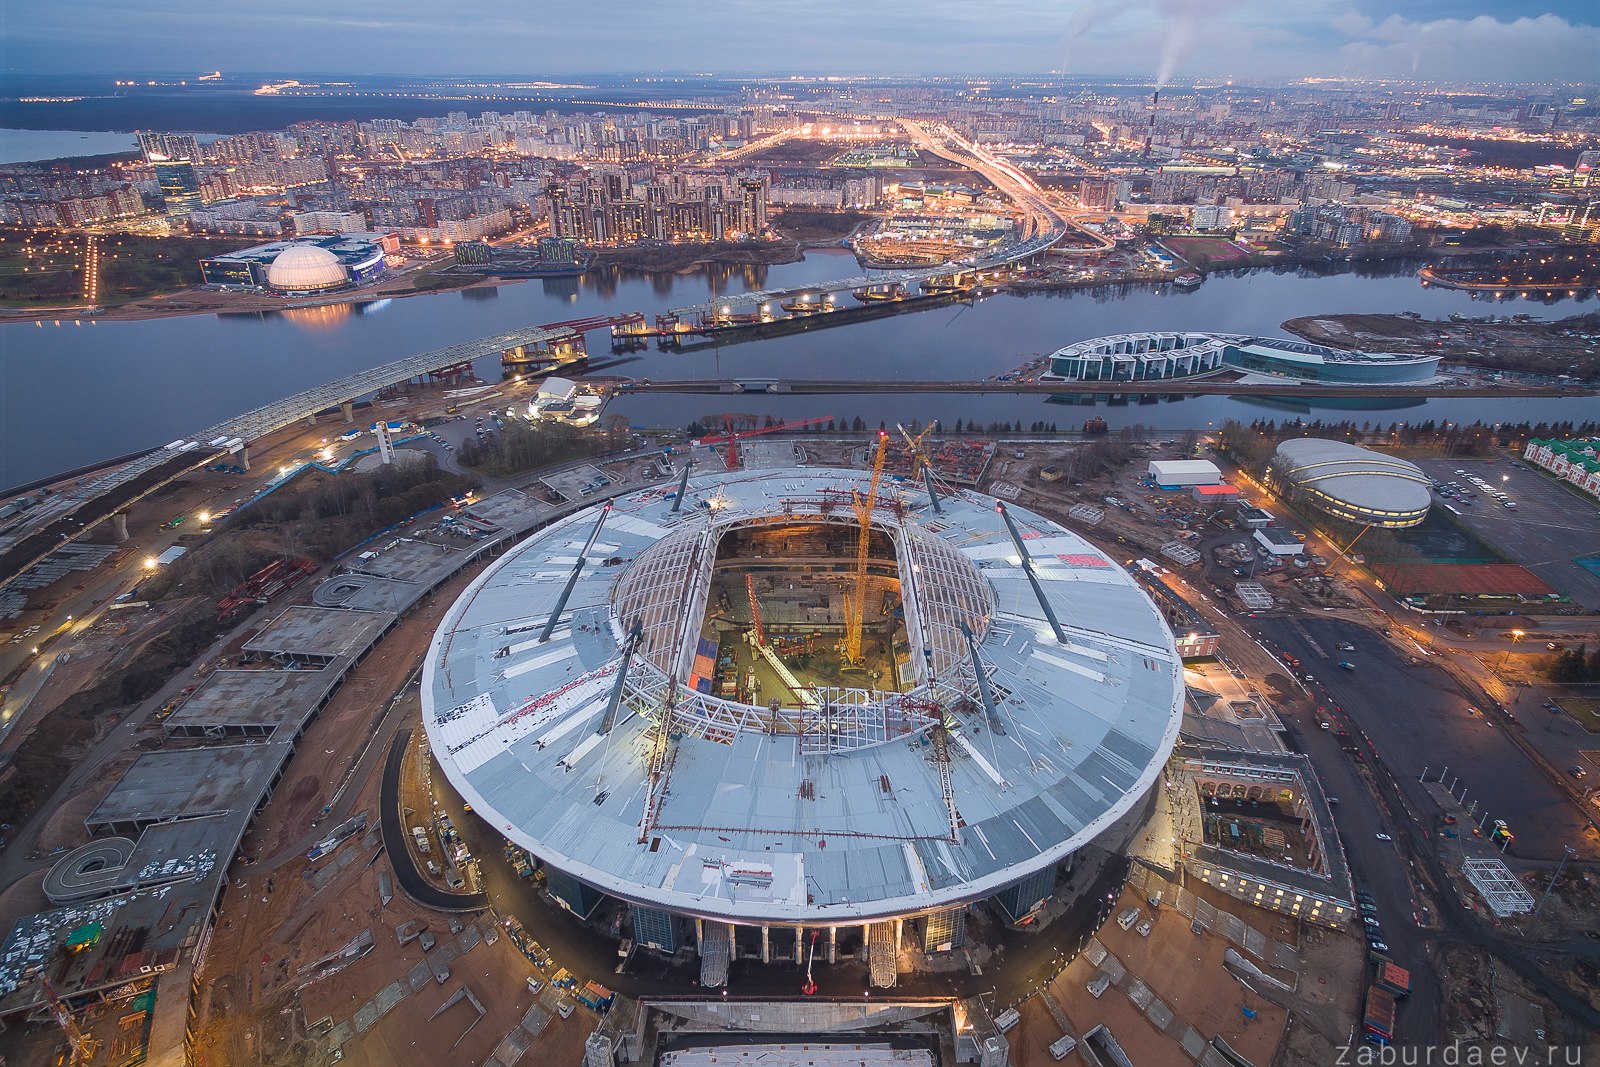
[696,415,831,470]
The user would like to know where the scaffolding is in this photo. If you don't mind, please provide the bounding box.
[699,923,731,988]
[868,922,898,988]
[1463,858,1536,916]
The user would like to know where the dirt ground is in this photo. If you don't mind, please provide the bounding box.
[1283,312,1600,378]
[1040,882,1289,1067]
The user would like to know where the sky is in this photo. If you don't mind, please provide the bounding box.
[4,0,1598,84]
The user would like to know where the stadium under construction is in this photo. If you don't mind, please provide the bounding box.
[421,444,1184,988]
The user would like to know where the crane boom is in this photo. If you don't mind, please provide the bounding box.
[745,573,766,647]
[844,432,890,666]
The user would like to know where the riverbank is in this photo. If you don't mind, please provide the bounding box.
[1282,311,1600,380]
[0,231,834,325]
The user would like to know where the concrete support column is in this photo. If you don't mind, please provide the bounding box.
[695,918,704,954]
[237,446,249,472]
[893,918,902,956]
[110,512,128,542]
[340,400,355,423]
[727,924,736,961]
[760,924,770,964]
[795,927,803,962]
[303,413,316,428]
[827,925,837,964]
[861,923,869,958]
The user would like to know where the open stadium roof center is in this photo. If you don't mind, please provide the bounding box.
[422,467,1183,939]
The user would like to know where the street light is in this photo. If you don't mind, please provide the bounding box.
[1535,846,1576,915]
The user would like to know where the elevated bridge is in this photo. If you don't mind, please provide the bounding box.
[0,320,629,592]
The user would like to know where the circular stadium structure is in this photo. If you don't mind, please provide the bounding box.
[421,467,1183,978]
[1267,438,1432,528]
[264,244,349,293]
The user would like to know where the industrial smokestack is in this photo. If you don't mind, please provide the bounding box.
[1142,136,1153,159]
[1152,89,1160,107]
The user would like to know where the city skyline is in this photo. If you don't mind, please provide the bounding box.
[5,1,1599,84]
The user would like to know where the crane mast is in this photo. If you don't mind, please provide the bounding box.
[844,432,889,668]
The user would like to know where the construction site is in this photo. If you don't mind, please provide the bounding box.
[421,430,1187,991]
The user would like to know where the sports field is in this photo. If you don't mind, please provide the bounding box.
[1164,236,1251,266]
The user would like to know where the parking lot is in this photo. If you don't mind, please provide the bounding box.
[1415,457,1600,610]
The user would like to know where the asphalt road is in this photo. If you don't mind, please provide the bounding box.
[378,727,487,913]
[1257,615,1590,861]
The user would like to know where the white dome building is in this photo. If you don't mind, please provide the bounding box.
[265,244,349,293]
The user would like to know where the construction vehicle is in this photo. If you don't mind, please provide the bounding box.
[1372,956,1412,998]
[843,431,890,669]
[1363,986,1397,1045]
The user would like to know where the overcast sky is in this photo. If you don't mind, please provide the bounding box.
[5,0,1597,84]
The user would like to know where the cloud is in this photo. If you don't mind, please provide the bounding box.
[1330,12,1600,81]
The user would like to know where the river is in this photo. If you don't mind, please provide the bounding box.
[1,249,1592,491]
[0,129,138,164]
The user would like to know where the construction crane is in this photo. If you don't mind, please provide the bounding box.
[696,415,831,471]
[41,977,96,1064]
[895,421,939,478]
[843,431,890,669]
[745,573,766,647]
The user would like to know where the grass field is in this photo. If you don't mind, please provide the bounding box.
[1164,236,1251,266]
[1560,696,1600,733]
[0,227,257,307]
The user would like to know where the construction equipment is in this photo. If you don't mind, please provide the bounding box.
[696,415,830,471]
[895,421,939,478]
[745,573,766,647]
[843,432,890,669]
[41,977,96,1064]
[897,420,945,514]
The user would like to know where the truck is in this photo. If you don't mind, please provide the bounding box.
[577,981,615,1012]
[550,968,576,991]
[410,826,431,854]
[1048,1034,1078,1060]
[1116,906,1141,931]
[993,1008,1021,1033]
[1363,987,1397,1045]
[1373,957,1412,998]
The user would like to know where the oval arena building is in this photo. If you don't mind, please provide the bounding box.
[1267,438,1432,528]
[421,466,1184,984]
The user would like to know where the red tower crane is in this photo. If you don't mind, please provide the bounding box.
[696,415,831,471]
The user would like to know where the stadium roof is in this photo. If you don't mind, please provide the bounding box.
[1272,439,1432,518]
[421,468,1183,924]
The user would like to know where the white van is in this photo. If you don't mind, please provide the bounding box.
[1116,906,1141,931]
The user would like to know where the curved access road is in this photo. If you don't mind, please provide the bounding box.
[380,726,488,913]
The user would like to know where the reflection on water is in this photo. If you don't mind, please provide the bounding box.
[2,249,1594,491]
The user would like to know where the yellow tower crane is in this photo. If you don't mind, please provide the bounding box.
[843,431,890,669]
[896,421,938,478]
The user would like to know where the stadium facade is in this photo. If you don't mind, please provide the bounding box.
[421,467,1184,984]
[1041,332,1440,385]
